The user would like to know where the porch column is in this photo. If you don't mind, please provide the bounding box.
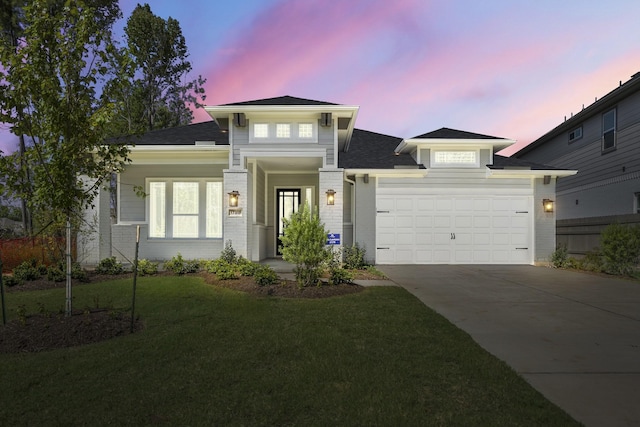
[223,168,250,259]
[319,168,344,252]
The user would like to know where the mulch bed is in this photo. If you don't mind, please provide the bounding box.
[1,269,376,354]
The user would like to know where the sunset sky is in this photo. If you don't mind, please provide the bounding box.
[2,0,639,156]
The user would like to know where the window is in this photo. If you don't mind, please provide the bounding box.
[276,123,291,138]
[298,123,313,138]
[568,126,582,143]
[431,150,479,168]
[602,109,616,152]
[148,180,222,238]
[254,123,269,138]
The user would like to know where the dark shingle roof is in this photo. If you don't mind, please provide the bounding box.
[488,155,564,170]
[339,129,421,169]
[413,127,504,140]
[223,95,338,106]
[112,121,228,146]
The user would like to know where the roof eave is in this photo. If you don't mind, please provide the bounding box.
[486,168,578,178]
[395,138,516,154]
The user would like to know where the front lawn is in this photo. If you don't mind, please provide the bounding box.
[0,276,578,426]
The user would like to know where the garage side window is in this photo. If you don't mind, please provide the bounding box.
[602,108,616,153]
[148,179,222,239]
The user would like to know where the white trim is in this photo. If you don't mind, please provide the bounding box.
[128,145,229,152]
[240,148,327,170]
[395,138,516,154]
[344,168,428,178]
[486,169,577,179]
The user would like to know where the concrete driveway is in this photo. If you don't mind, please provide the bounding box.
[379,265,640,427]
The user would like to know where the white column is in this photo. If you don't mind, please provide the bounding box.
[319,168,344,250]
[223,169,249,258]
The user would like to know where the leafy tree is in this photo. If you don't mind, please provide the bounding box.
[280,204,331,288]
[105,3,206,136]
[0,0,130,314]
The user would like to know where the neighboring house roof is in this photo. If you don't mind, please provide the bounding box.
[412,127,504,140]
[339,129,421,169]
[113,121,228,146]
[223,95,338,106]
[514,71,640,157]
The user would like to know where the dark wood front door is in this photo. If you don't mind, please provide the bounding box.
[276,188,301,255]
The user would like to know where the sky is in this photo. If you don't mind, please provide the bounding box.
[2,0,640,156]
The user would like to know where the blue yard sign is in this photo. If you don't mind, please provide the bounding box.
[326,233,341,245]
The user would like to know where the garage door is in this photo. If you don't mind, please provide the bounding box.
[376,194,532,264]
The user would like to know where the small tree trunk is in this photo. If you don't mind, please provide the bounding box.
[65,218,72,317]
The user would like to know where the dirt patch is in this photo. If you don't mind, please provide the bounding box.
[200,272,366,298]
[0,309,143,354]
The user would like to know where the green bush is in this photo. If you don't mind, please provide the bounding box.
[254,265,279,286]
[164,253,199,275]
[280,204,331,288]
[13,260,42,281]
[220,240,237,264]
[95,256,124,275]
[329,267,353,285]
[577,250,604,273]
[237,257,259,276]
[2,275,23,287]
[600,223,640,275]
[46,265,66,282]
[343,243,367,270]
[550,244,569,268]
[135,259,158,276]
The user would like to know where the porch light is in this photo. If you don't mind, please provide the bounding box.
[543,198,554,213]
[326,189,336,205]
[228,191,240,208]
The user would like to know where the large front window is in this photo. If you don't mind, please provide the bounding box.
[148,180,222,238]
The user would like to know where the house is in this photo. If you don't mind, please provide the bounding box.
[80,96,575,265]
[513,72,640,255]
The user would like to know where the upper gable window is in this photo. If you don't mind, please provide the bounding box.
[250,121,317,143]
[568,126,582,143]
[254,123,269,138]
[602,108,616,153]
[431,150,479,168]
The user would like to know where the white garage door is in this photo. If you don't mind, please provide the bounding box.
[376,194,532,264]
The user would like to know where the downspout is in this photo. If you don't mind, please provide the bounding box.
[344,175,356,244]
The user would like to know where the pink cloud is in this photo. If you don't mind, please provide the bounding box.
[201,0,430,105]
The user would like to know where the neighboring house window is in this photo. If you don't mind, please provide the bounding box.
[276,123,291,138]
[254,123,269,138]
[148,180,222,238]
[602,109,616,152]
[298,123,313,138]
[635,193,640,214]
[568,126,582,143]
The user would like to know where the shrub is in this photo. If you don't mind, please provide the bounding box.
[95,256,124,275]
[254,265,278,286]
[164,253,199,275]
[220,240,237,264]
[13,260,43,281]
[2,275,23,287]
[600,223,640,275]
[135,259,158,276]
[329,267,353,285]
[343,243,367,270]
[550,244,569,268]
[237,257,259,276]
[45,262,89,282]
[47,265,66,282]
[204,258,231,275]
[280,204,331,288]
[577,249,605,273]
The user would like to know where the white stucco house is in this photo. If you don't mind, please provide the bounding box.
[80,96,576,265]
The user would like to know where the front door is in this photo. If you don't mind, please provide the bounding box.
[276,188,301,255]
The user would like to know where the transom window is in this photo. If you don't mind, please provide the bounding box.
[431,150,479,168]
[298,123,313,138]
[602,109,616,152]
[250,121,317,142]
[148,180,222,239]
[254,123,269,138]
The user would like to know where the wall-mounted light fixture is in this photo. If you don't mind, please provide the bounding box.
[326,189,336,205]
[543,198,554,213]
[228,190,240,208]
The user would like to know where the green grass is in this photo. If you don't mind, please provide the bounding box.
[0,276,579,426]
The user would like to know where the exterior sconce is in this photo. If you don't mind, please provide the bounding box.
[543,198,554,213]
[228,191,240,208]
[326,189,336,205]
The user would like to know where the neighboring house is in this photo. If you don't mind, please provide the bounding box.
[81,96,575,265]
[513,72,640,255]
